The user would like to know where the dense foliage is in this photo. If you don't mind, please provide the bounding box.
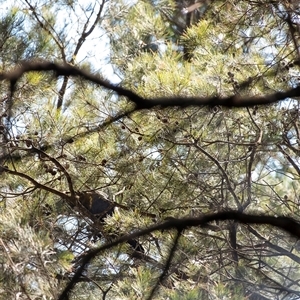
[0,0,300,299]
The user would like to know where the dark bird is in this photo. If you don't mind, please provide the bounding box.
[77,191,115,220]
[77,191,147,255]
[139,40,166,54]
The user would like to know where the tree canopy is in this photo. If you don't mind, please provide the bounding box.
[0,0,300,299]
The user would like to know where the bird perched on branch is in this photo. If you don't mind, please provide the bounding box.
[76,191,155,255]
[138,39,166,55]
[77,191,115,220]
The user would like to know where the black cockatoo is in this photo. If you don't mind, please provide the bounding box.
[77,191,146,255]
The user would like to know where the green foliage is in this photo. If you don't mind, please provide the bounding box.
[1,0,300,299]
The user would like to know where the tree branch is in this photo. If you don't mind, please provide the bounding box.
[57,211,300,300]
[1,60,300,110]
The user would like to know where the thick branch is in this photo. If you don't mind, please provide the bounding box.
[58,211,300,300]
[1,61,300,110]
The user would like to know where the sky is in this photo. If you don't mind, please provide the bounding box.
[0,0,121,83]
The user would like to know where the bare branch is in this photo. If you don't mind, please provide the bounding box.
[1,61,300,110]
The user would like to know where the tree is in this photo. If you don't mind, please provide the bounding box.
[0,0,300,299]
